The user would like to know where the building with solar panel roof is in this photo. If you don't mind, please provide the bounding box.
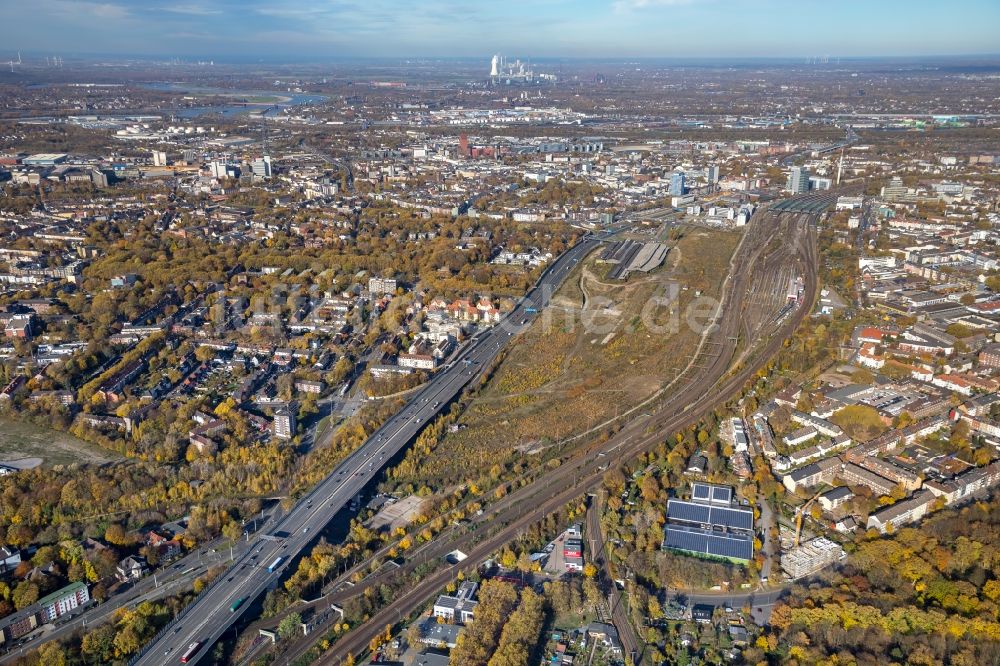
[662,482,755,563]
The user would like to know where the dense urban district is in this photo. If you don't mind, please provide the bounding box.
[0,55,997,666]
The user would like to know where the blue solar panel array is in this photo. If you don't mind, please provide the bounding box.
[667,500,754,531]
[690,482,733,505]
[664,492,755,562]
[712,486,732,503]
[664,526,754,562]
[711,506,753,531]
[668,500,711,524]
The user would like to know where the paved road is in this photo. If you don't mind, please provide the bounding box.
[669,588,786,627]
[133,235,603,666]
[0,527,270,665]
[759,497,777,583]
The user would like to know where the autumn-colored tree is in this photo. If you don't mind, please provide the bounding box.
[450,580,519,666]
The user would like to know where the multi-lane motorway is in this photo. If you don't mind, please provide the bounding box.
[133,234,602,665]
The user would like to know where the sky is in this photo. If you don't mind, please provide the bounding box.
[0,0,998,61]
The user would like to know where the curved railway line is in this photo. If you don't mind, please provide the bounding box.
[262,211,819,666]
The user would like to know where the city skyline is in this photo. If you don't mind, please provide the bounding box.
[1,0,998,61]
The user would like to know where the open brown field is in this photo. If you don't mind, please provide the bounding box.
[389,226,741,489]
[0,418,122,467]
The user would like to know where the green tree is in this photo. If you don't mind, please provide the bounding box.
[487,589,548,666]
[37,641,68,666]
[12,581,39,610]
[451,580,519,666]
[278,612,303,640]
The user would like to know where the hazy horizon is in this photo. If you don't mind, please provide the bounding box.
[1,0,998,61]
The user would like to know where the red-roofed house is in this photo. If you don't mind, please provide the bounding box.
[857,343,885,370]
[145,531,182,560]
[932,374,973,396]
[858,327,887,345]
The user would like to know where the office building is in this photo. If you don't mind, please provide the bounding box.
[707,165,720,184]
[881,176,908,201]
[432,581,478,624]
[90,169,109,187]
[786,166,810,194]
[411,618,462,648]
[669,172,686,197]
[152,151,167,167]
[251,156,272,179]
[210,162,239,179]
[809,176,832,190]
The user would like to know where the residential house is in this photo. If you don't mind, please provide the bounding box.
[116,556,148,582]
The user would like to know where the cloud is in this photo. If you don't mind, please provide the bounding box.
[162,4,223,15]
[613,0,705,10]
[254,7,326,17]
[49,0,130,20]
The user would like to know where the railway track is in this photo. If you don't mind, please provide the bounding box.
[586,494,641,662]
[269,211,819,665]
